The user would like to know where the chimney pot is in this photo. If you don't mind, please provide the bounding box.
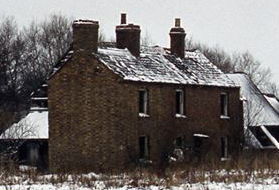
[121,13,127,24]
[175,18,181,27]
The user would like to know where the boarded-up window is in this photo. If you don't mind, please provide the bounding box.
[139,90,148,114]
[139,136,149,159]
[176,90,184,115]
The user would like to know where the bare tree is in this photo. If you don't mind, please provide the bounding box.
[267,82,279,97]
[38,14,72,74]
[185,37,279,96]
[185,37,235,73]
[0,14,73,112]
[233,51,272,91]
[0,17,27,110]
[141,30,154,46]
[98,27,106,43]
[0,121,35,164]
[242,96,264,148]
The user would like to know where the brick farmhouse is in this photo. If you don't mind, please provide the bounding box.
[47,14,243,172]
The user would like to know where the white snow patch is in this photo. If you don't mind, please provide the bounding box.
[0,111,48,139]
[175,114,186,118]
[138,113,149,117]
[220,115,230,120]
[193,134,209,138]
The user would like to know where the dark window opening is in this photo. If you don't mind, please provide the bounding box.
[221,137,228,158]
[194,137,203,150]
[139,136,149,159]
[139,90,147,114]
[175,137,183,148]
[176,90,184,114]
[220,93,228,116]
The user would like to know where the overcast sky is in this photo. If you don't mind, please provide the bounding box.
[1,0,279,83]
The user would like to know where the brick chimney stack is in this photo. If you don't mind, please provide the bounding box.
[72,19,99,53]
[116,13,141,57]
[169,18,186,58]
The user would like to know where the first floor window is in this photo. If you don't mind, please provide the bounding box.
[220,93,229,116]
[221,137,228,158]
[139,89,148,114]
[139,136,150,159]
[176,90,184,115]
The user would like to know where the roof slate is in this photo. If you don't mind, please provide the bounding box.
[49,43,237,87]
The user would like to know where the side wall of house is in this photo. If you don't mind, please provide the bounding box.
[48,52,135,172]
[48,54,243,172]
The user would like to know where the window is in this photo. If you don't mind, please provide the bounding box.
[176,90,184,115]
[174,137,183,149]
[220,93,229,117]
[221,137,228,159]
[139,136,150,159]
[139,89,148,115]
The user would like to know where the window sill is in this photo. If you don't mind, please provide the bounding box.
[221,157,230,161]
[139,159,153,164]
[139,113,150,118]
[220,115,230,120]
[175,114,187,118]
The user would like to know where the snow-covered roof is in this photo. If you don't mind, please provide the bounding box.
[227,73,279,126]
[96,46,236,87]
[264,94,279,114]
[49,44,237,87]
[0,111,48,140]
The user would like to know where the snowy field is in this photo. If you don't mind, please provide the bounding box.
[1,169,279,190]
[2,181,279,190]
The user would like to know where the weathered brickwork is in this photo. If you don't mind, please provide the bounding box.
[48,17,243,173]
[48,50,243,172]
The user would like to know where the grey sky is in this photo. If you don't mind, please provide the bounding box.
[1,0,279,83]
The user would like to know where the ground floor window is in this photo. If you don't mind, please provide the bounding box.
[139,136,149,159]
[175,137,183,148]
[221,137,228,159]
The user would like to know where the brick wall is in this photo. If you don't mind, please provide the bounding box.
[48,52,243,172]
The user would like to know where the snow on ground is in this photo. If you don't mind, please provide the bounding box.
[1,181,279,190]
[1,170,279,190]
